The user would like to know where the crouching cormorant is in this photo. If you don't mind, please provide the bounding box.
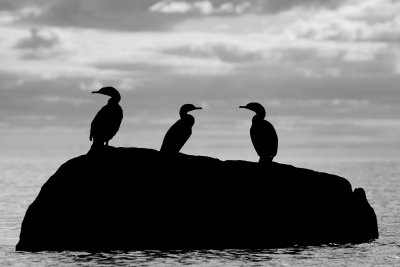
[160,104,202,153]
[90,86,123,147]
[240,102,278,163]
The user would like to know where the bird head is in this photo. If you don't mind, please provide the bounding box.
[354,188,366,201]
[240,102,266,118]
[179,104,202,117]
[92,86,121,102]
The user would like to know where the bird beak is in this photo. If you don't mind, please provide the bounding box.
[91,90,99,94]
[239,106,246,109]
[195,107,202,110]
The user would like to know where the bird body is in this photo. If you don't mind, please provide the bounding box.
[161,115,195,153]
[250,116,278,161]
[160,104,202,153]
[240,102,278,162]
[90,87,123,147]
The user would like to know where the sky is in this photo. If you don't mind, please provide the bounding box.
[1,0,400,163]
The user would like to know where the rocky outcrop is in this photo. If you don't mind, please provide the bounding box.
[16,147,378,251]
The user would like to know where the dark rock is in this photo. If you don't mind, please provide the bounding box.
[16,147,378,251]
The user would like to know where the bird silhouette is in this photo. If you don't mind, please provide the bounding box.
[240,102,278,163]
[160,104,202,153]
[90,86,123,148]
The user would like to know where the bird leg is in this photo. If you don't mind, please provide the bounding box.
[259,156,273,164]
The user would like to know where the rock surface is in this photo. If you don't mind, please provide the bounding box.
[16,147,378,251]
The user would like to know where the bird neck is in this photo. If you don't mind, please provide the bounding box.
[108,95,121,104]
[253,111,265,120]
[180,110,189,118]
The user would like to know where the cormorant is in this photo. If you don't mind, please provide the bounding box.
[90,86,123,147]
[240,102,278,163]
[160,104,202,153]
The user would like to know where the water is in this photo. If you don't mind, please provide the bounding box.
[1,158,400,266]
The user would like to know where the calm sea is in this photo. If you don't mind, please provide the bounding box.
[1,158,400,266]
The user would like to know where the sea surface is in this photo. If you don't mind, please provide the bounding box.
[0,157,400,266]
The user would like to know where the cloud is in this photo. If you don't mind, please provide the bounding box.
[255,0,344,14]
[150,0,251,15]
[1,2,400,112]
[0,1,43,24]
[149,0,345,16]
[161,44,262,63]
[0,19,397,86]
[150,1,213,14]
[284,0,400,43]
[14,28,59,49]
[11,0,184,32]
[3,0,400,80]
[3,0,349,33]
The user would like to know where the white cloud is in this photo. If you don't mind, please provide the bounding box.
[15,28,60,50]
[79,80,105,91]
[0,11,15,23]
[0,5,43,24]
[150,0,251,15]
[40,95,91,105]
[0,0,399,83]
[0,25,239,80]
[17,5,43,18]
[283,0,400,43]
[150,1,193,14]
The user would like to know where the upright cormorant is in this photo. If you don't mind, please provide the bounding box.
[240,102,278,163]
[90,86,123,147]
[160,104,202,153]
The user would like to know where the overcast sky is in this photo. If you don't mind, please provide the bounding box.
[1,0,400,162]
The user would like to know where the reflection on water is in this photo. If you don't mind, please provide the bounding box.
[1,160,400,266]
[0,246,355,266]
[1,243,393,266]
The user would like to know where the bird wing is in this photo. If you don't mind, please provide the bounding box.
[161,117,194,153]
[109,104,123,139]
[90,104,123,142]
[251,120,278,158]
[90,105,108,141]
